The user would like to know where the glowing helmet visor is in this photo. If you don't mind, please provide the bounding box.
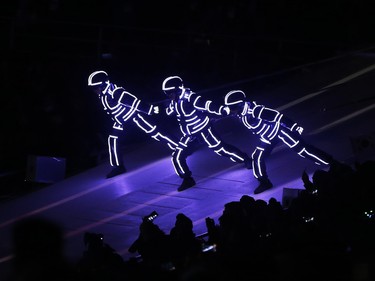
[88,70,109,87]
[162,76,183,96]
[224,90,246,111]
[225,90,246,105]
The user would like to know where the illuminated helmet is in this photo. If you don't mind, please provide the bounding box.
[88,70,109,87]
[224,90,246,111]
[162,76,183,96]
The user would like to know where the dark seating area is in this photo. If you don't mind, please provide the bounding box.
[3,160,375,281]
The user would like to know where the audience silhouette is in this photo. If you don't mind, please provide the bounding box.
[168,213,203,272]
[76,232,125,281]
[6,217,75,281]
[127,211,173,279]
[5,160,375,280]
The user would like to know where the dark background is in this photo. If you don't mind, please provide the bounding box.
[1,0,374,178]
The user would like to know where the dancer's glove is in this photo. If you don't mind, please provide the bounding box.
[152,105,160,114]
[221,106,231,116]
[294,126,304,135]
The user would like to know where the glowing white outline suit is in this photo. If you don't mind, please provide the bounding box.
[162,76,249,179]
[224,90,334,181]
[88,71,178,167]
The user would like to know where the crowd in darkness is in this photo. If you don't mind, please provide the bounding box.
[4,159,375,281]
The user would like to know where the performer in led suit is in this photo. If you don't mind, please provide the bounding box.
[223,90,339,194]
[88,70,178,178]
[161,76,251,191]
